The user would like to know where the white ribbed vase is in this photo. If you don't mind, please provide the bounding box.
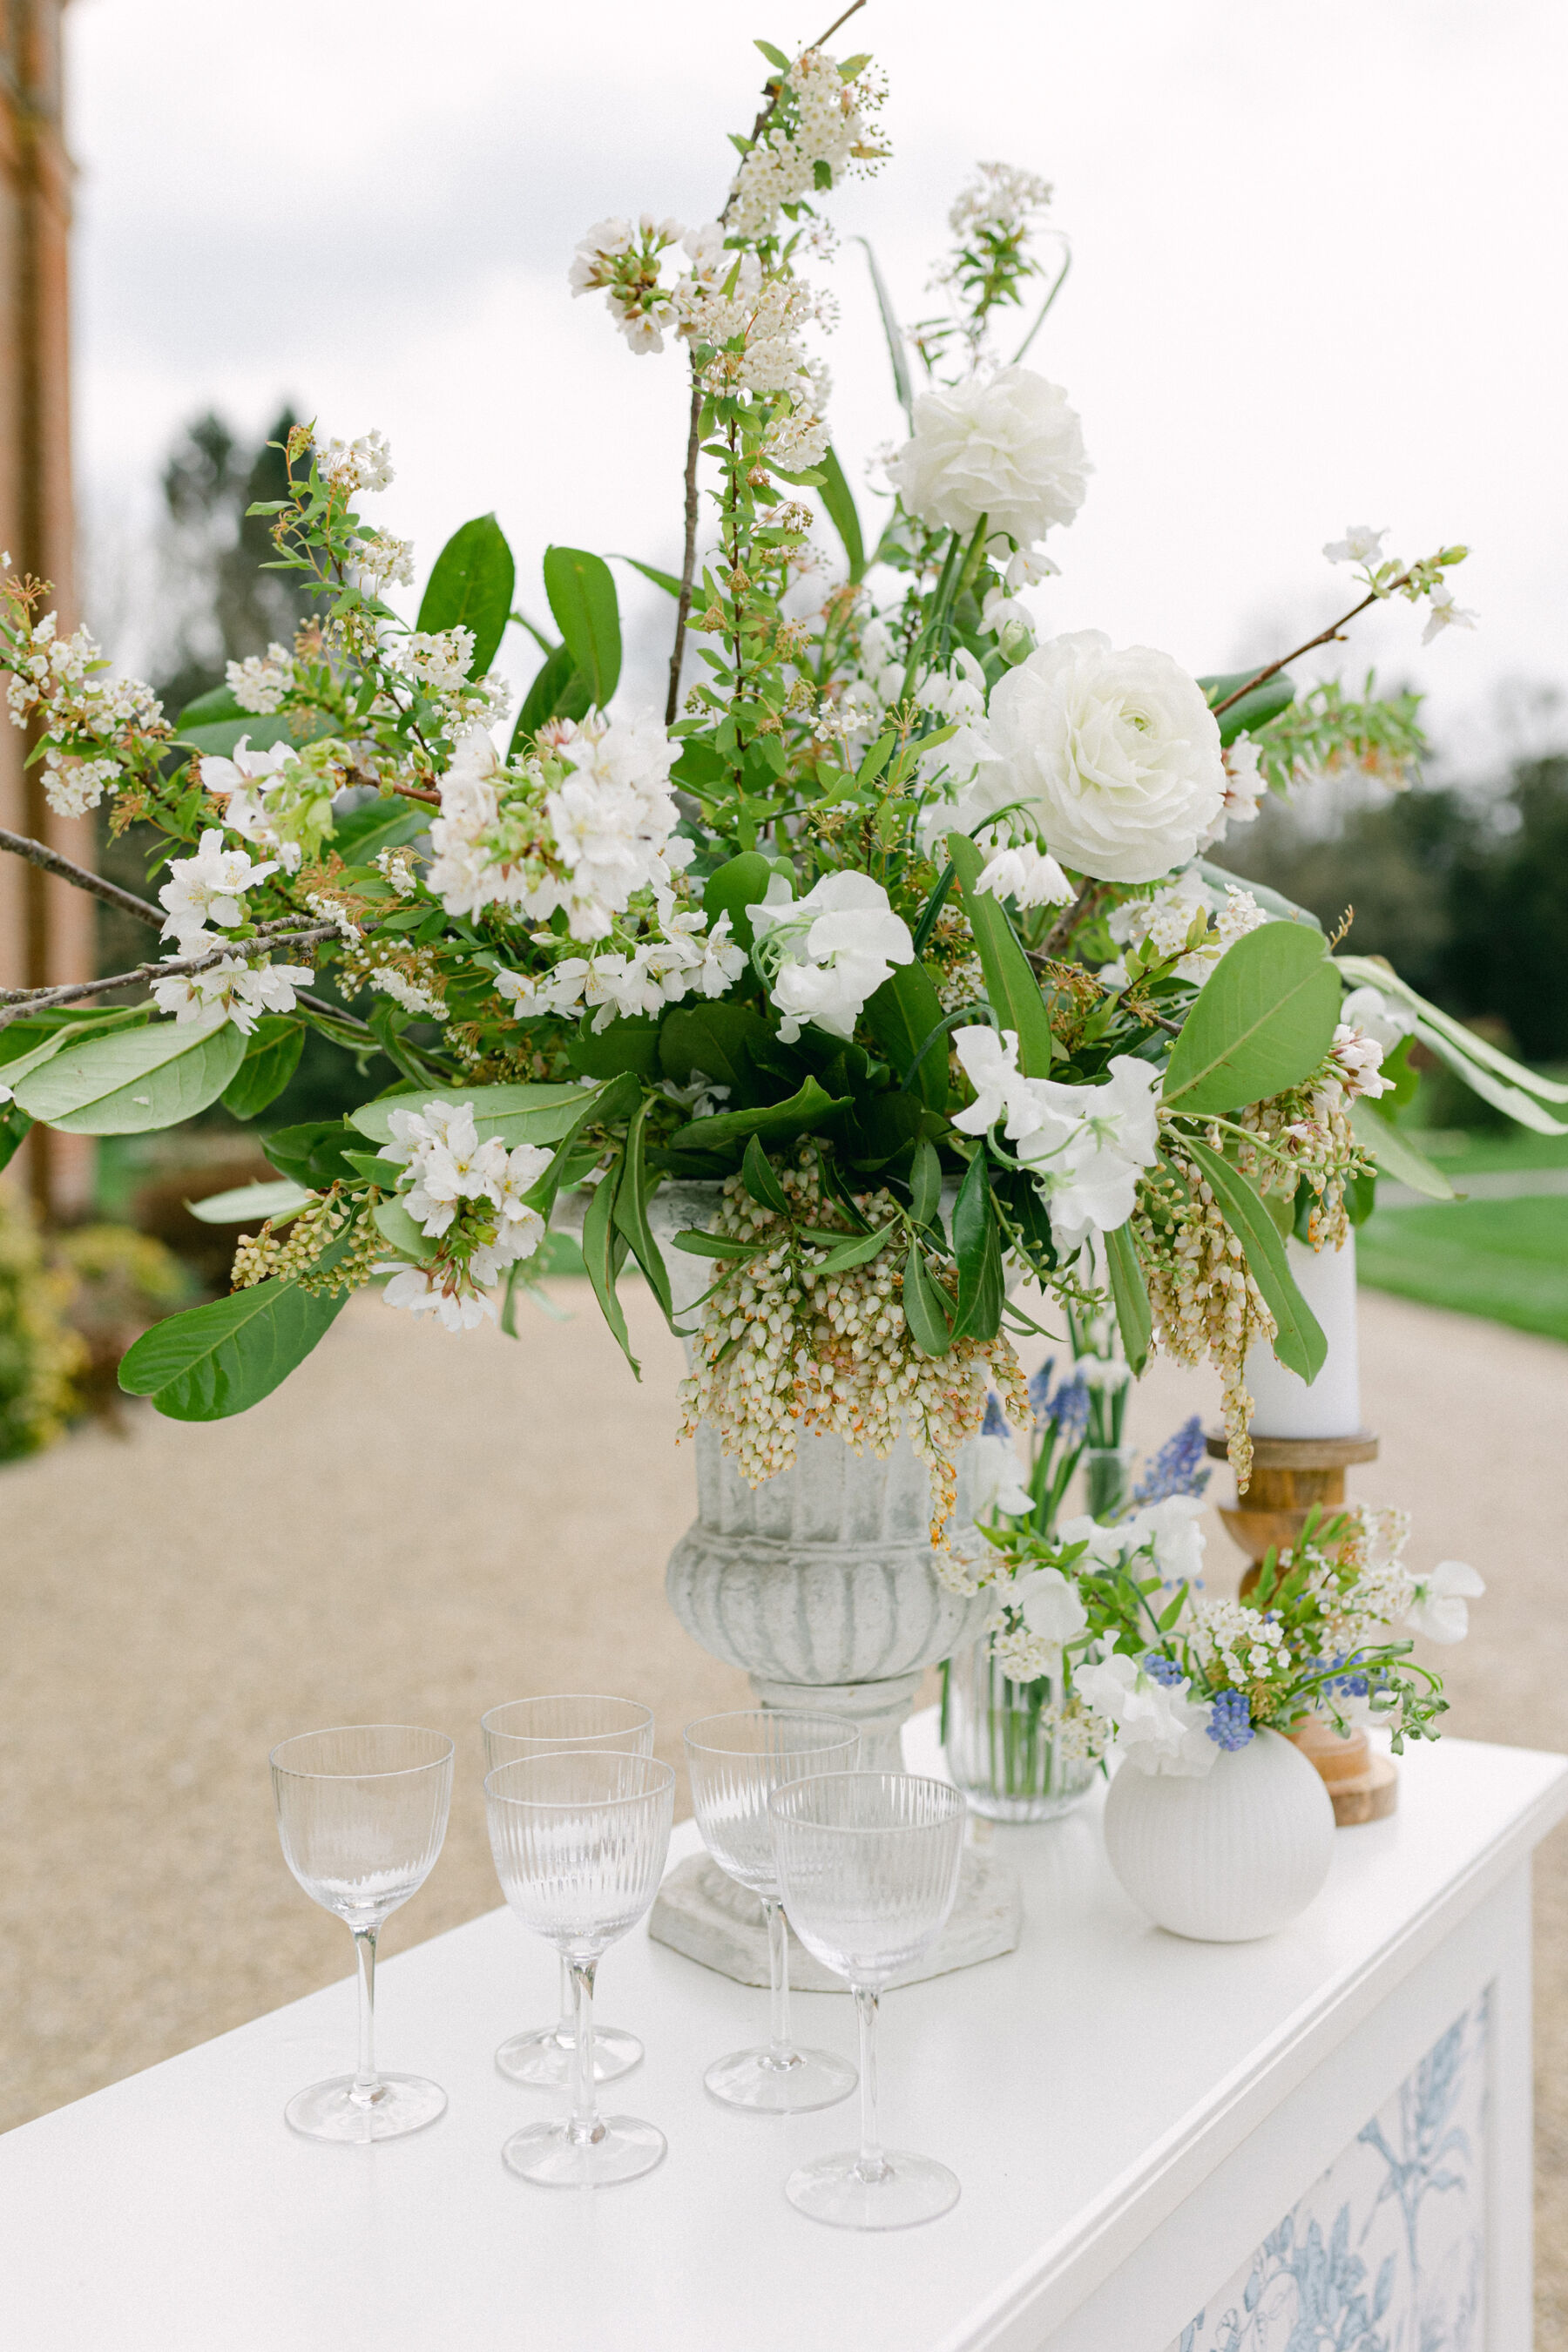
[1102,1729,1335,1942]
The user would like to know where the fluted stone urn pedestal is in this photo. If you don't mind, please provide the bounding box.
[645,1180,1022,1985]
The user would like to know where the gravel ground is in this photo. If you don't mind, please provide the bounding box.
[1,1279,1564,2328]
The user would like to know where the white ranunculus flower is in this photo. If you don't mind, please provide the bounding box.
[1015,1565,1089,1646]
[886,366,1091,550]
[988,632,1227,883]
[1073,1651,1217,1777]
[749,870,914,1044]
[1404,1559,1484,1646]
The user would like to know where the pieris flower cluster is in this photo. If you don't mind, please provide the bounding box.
[425,712,686,937]
[749,870,915,1044]
[953,1028,1162,1254]
[495,889,747,1030]
[379,1100,552,1330]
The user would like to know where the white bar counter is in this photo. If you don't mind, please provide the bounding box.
[3,1721,1563,2352]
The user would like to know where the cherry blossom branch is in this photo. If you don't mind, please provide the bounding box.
[664,0,868,727]
[0,925,340,1028]
[1207,572,1416,720]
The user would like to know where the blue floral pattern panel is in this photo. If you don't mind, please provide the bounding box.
[1170,1991,1489,2352]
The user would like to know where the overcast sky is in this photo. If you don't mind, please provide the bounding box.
[67,0,1567,774]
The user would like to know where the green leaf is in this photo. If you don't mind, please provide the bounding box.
[582,1152,638,1375]
[902,1243,954,1357]
[567,1017,662,1082]
[659,1001,774,1091]
[1333,953,1568,1105]
[612,1094,672,1319]
[350,1080,604,1150]
[815,1224,897,1274]
[950,1149,1003,1342]
[702,850,779,952]
[262,1120,362,1188]
[543,544,622,706]
[1161,922,1340,1115]
[818,444,865,580]
[416,512,517,678]
[1348,1099,1456,1200]
[0,1100,31,1172]
[611,553,682,598]
[1199,670,1296,748]
[511,641,591,749]
[1182,1138,1327,1383]
[670,1076,850,1159]
[909,1135,942,1227]
[174,684,246,731]
[118,1278,350,1420]
[948,831,1056,1078]
[742,1134,791,1214]
[754,37,790,66]
[186,1178,313,1227]
[852,237,913,421]
[1105,1222,1152,1375]
[670,1231,767,1260]
[524,1071,640,1221]
[222,1016,304,1119]
[862,960,950,1112]
[332,800,427,865]
[371,1194,429,1258]
[15,1009,247,1133]
[175,713,329,759]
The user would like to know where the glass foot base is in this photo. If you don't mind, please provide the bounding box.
[495,2021,643,2087]
[285,2073,447,2144]
[705,2043,856,2112]
[502,2114,666,2186]
[786,2148,960,2229]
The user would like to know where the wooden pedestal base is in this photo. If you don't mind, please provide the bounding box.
[1206,1429,1397,1826]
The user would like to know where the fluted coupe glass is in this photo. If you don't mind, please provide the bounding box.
[769,1771,967,2228]
[684,1710,860,2111]
[270,1725,454,2143]
[485,1750,675,2186]
[481,1694,654,2086]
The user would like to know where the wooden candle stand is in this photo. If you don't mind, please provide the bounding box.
[1204,1430,1398,1827]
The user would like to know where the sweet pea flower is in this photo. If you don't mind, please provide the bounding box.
[1404,1560,1484,1645]
[1073,1650,1218,1777]
[1015,1565,1089,1646]
[749,870,915,1044]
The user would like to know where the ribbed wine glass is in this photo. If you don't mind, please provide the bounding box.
[481,1694,654,2086]
[485,1750,675,2186]
[769,1771,967,2228]
[270,1725,454,2143]
[684,1710,860,2111]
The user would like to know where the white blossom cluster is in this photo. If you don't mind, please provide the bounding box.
[379,1100,552,1332]
[1073,1650,1217,1777]
[727,49,878,241]
[1322,523,1478,645]
[354,529,416,593]
[199,738,307,874]
[396,625,477,694]
[748,869,915,1044]
[151,952,314,1036]
[226,645,294,714]
[569,213,686,355]
[6,613,166,816]
[1105,867,1267,984]
[425,711,687,937]
[952,1027,1162,1254]
[316,430,395,497]
[157,827,279,948]
[946,160,1054,243]
[495,887,746,1031]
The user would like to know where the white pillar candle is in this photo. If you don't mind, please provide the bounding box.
[1242,1229,1362,1438]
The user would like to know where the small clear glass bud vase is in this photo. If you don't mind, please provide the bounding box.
[941,1641,1097,1822]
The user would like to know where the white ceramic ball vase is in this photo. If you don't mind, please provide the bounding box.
[1103,1728,1336,1942]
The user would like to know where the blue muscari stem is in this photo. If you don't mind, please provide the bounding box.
[1130,1415,1213,1509]
[1206,1690,1254,1750]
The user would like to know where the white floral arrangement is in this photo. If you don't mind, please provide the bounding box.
[1,17,1558,1544]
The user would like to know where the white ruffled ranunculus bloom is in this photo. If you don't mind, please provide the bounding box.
[886,366,1090,551]
[988,632,1227,883]
[749,870,914,1044]
[1404,1559,1484,1645]
[1073,1650,1217,1777]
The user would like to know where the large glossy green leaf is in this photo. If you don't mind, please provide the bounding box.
[948,831,1055,1078]
[669,1077,850,1159]
[543,545,621,706]
[901,1243,954,1357]
[950,1150,1003,1342]
[16,1009,247,1133]
[862,960,950,1112]
[1162,923,1339,1115]
[187,1179,313,1226]
[1182,1138,1326,1383]
[659,1001,774,1090]
[511,641,591,750]
[262,1120,362,1188]
[371,1195,428,1257]
[118,1278,350,1420]
[0,1101,31,1171]
[1105,1221,1152,1375]
[819,444,865,580]
[1348,1101,1456,1200]
[524,1071,640,1220]
[416,512,516,678]
[567,1018,662,1083]
[741,1134,791,1214]
[222,1017,304,1119]
[1198,669,1296,748]
[702,851,779,953]
[349,1080,603,1149]
[332,799,428,866]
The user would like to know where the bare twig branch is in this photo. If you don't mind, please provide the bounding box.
[663,0,868,727]
[1207,575,1415,720]
[0,926,338,1028]
[1039,876,1109,959]
[0,826,165,929]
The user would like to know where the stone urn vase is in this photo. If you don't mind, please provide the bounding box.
[646,1181,1023,1985]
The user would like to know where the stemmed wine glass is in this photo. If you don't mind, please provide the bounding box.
[684,1710,860,2110]
[481,1695,654,2086]
[769,1770,967,2228]
[485,1749,675,2186]
[270,1724,454,2142]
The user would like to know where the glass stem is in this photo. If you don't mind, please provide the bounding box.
[853,1985,889,2184]
[764,1897,795,2064]
[555,1952,575,2044]
[350,1925,381,2106]
[567,1957,604,2146]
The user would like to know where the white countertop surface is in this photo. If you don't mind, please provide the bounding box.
[4,1719,1564,2352]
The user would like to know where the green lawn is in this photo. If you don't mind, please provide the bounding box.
[1359,1193,1568,1344]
